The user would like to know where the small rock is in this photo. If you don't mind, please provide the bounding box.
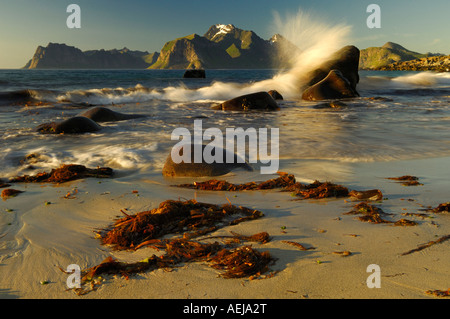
[183,69,206,78]
[213,91,279,111]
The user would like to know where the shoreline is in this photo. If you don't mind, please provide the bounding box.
[1,156,449,299]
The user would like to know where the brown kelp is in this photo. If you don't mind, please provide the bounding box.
[1,188,23,200]
[174,172,376,201]
[344,202,416,226]
[97,199,264,250]
[209,245,273,279]
[401,234,450,256]
[10,164,113,183]
[344,202,392,224]
[70,235,274,295]
[425,289,450,298]
[387,175,423,186]
[430,202,450,213]
[66,199,274,295]
[281,240,315,251]
[175,172,298,191]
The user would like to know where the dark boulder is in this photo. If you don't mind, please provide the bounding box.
[305,45,360,91]
[268,90,283,100]
[78,106,145,122]
[36,116,101,134]
[162,144,252,177]
[302,70,359,101]
[183,69,206,78]
[213,91,279,111]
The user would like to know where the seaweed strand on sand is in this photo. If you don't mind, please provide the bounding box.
[175,172,299,191]
[9,164,113,184]
[174,171,382,201]
[425,289,450,298]
[401,234,450,256]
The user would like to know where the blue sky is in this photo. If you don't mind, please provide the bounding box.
[0,0,448,68]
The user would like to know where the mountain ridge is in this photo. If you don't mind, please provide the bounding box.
[23,43,159,69]
[22,25,445,70]
[148,24,285,69]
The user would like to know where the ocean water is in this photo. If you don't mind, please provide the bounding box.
[0,69,449,182]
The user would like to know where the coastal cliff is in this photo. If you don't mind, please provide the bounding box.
[23,43,158,69]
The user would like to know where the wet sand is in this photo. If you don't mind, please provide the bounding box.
[0,157,449,299]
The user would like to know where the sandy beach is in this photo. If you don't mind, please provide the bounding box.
[1,155,449,300]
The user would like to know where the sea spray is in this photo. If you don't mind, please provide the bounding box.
[258,9,352,98]
[173,9,353,101]
[149,9,353,102]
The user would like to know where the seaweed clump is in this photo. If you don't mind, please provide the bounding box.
[425,289,450,298]
[72,236,274,295]
[387,175,423,186]
[294,180,349,199]
[209,246,273,278]
[175,172,354,200]
[1,188,23,200]
[98,199,264,250]
[175,172,298,191]
[345,202,417,226]
[430,202,450,213]
[10,164,113,184]
[344,202,392,224]
[68,199,274,295]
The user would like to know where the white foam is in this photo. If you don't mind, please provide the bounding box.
[392,71,450,87]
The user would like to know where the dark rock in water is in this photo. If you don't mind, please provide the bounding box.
[213,91,279,111]
[268,90,283,100]
[302,70,359,101]
[78,106,145,122]
[36,116,101,134]
[314,100,348,109]
[162,144,252,177]
[183,69,206,78]
[0,89,35,106]
[306,45,360,91]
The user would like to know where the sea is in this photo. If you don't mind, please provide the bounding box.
[1,69,450,184]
